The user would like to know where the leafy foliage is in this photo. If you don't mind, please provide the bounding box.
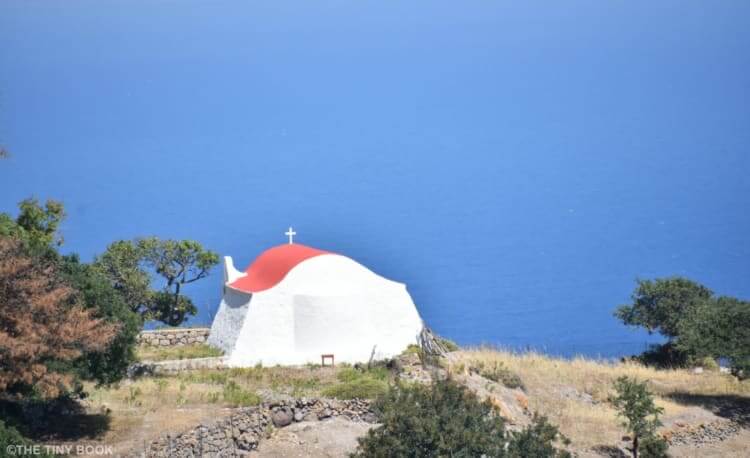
[609,376,667,458]
[506,413,571,458]
[615,277,712,339]
[94,240,153,317]
[438,336,460,352]
[616,277,750,374]
[59,255,141,385]
[0,238,117,399]
[95,237,218,326]
[222,381,261,406]
[0,420,35,455]
[352,378,569,457]
[476,361,525,390]
[676,296,750,377]
[0,198,65,260]
[322,367,389,399]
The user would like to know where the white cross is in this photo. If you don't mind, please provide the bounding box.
[285,226,297,244]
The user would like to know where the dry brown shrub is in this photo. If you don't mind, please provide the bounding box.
[0,237,117,398]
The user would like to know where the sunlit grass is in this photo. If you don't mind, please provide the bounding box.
[448,347,750,450]
[136,343,224,362]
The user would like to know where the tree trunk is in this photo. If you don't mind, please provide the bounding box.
[633,434,639,458]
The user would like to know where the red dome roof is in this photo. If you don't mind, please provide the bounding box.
[229,244,330,293]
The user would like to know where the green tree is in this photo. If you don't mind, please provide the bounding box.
[139,237,219,326]
[0,197,65,252]
[615,277,712,339]
[94,240,153,317]
[96,237,219,326]
[60,255,141,385]
[352,378,570,458]
[610,377,668,458]
[677,296,750,377]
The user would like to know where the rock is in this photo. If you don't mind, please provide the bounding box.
[236,432,259,450]
[272,408,293,427]
[319,408,332,419]
[294,410,304,422]
[303,411,319,422]
[693,367,704,374]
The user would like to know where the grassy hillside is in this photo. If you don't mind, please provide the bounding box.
[447,348,750,453]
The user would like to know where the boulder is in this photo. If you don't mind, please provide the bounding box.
[272,408,293,427]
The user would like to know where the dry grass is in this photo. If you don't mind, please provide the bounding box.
[80,364,358,453]
[87,365,344,415]
[448,348,750,450]
[135,343,224,362]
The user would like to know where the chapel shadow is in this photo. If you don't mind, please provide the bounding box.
[664,392,750,427]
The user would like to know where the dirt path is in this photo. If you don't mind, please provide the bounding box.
[249,417,373,458]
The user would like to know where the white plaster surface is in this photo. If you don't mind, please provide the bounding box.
[209,253,424,367]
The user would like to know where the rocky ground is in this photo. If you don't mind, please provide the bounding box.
[74,351,749,457]
[137,398,376,457]
[249,417,373,458]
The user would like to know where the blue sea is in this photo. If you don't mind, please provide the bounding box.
[2,1,748,358]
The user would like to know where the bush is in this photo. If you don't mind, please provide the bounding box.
[438,337,460,352]
[60,255,141,386]
[506,413,571,457]
[697,356,719,372]
[352,378,569,457]
[222,382,261,407]
[610,377,668,458]
[0,420,31,451]
[639,434,669,458]
[633,342,689,369]
[0,238,118,399]
[322,378,388,400]
[401,344,422,355]
[477,361,525,390]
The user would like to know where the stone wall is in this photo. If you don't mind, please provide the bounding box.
[137,328,211,347]
[139,398,375,457]
[128,357,226,378]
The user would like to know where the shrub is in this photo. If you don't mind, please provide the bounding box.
[639,434,669,458]
[697,356,719,372]
[633,342,689,369]
[478,361,525,390]
[0,238,117,399]
[506,413,571,457]
[336,368,362,383]
[438,337,460,352]
[0,420,54,457]
[322,378,388,400]
[0,420,31,451]
[352,378,569,457]
[222,382,261,407]
[610,377,668,458]
[60,255,141,386]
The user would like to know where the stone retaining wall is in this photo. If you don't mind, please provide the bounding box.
[137,328,210,347]
[138,398,375,457]
[128,357,226,378]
